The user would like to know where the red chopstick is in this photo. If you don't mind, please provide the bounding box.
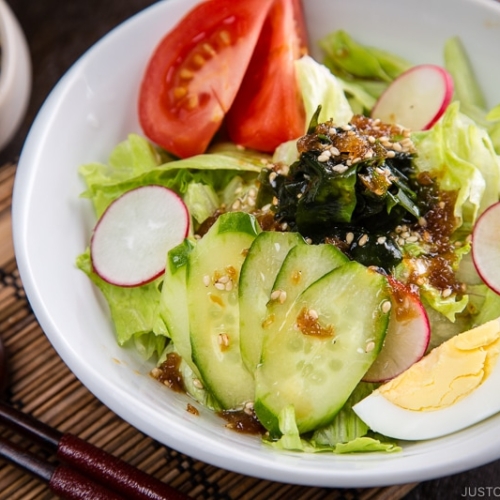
[0,401,190,500]
[0,436,126,499]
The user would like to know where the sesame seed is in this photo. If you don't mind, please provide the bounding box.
[442,288,452,298]
[329,146,340,156]
[365,341,376,353]
[218,333,229,346]
[377,236,387,244]
[214,282,225,291]
[193,378,204,389]
[270,289,282,301]
[357,347,365,354]
[368,135,376,144]
[279,290,287,304]
[225,281,233,291]
[406,235,419,243]
[332,164,348,174]
[386,150,396,158]
[382,300,392,313]
[318,153,329,162]
[231,199,241,210]
[358,234,369,247]
[151,367,161,378]
[218,275,229,284]
[392,142,403,152]
[305,238,313,244]
[346,232,354,244]
[418,217,427,227]
[308,309,319,319]
[203,275,210,287]
[281,222,288,230]
[401,231,410,239]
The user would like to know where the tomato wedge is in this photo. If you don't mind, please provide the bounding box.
[225,0,308,152]
[138,0,274,158]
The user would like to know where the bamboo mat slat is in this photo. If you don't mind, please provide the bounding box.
[0,162,418,499]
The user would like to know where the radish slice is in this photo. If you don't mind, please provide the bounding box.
[372,64,454,131]
[90,185,190,287]
[363,278,430,383]
[472,201,500,294]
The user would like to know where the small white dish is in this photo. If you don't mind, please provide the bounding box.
[0,0,31,151]
[11,0,500,488]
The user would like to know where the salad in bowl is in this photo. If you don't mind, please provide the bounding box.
[13,0,500,488]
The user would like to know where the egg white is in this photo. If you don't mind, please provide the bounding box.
[353,352,500,441]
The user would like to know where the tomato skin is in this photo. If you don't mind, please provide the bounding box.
[225,0,308,153]
[138,0,274,159]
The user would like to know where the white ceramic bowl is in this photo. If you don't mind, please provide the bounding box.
[0,0,31,151]
[12,0,500,488]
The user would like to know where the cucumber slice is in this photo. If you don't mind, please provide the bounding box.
[254,261,390,435]
[187,212,260,409]
[158,238,201,377]
[263,243,349,340]
[239,231,305,372]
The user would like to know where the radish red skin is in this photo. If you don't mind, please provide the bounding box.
[472,201,500,295]
[90,185,190,288]
[372,64,454,131]
[363,278,430,383]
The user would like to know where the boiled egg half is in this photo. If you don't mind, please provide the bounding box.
[353,317,500,440]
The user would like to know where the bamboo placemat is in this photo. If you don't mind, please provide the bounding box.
[0,162,417,499]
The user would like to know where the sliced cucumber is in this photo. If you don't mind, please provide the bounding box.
[262,243,349,341]
[187,212,260,409]
[254,261,390,435]
[158,238,201,377]
[239,231,305,372]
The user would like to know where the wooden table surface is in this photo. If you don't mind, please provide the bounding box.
[2,1,500,498]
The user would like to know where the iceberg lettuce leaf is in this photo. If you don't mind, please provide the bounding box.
[79,135,265,217]
[412,102,500,233]
[295,55,353,129]
[76,249,165,357]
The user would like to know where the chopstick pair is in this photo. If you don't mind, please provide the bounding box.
[0,401,190,500]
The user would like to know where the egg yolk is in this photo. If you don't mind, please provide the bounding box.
[378,318,500,411]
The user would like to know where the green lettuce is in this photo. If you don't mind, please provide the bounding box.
[76,250,166,358]
[79,134,266,218]
[318,30,411,113]
[295,55,353,129]
[412,102,500,233]
[264,405,401,454]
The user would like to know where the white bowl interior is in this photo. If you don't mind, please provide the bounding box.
[12,0,500,488]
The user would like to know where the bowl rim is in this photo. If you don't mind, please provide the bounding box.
[11,0,500,488]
